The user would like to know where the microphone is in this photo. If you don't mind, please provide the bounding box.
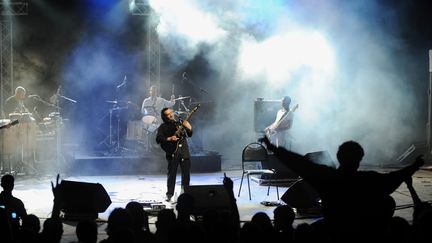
[28,95,39,98]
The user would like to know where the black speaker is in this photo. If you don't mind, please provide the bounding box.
[281,179,320,209]
[254,99,280,133]
[59,180,112,220]
[185,185,232,216]
[263,154,299,179]
[305,150,336,168]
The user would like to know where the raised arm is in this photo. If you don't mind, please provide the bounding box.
[381,155,424,194]
[259,136,334,182]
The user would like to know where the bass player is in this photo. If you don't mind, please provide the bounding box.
[264,96,298,148]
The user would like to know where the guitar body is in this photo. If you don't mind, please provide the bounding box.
[265,104,298,140]
[161,140,177,155]
[160,104,200,155]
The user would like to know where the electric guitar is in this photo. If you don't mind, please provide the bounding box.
[0,119,19,130]
[265,104,298,138]
[161,104,200,155]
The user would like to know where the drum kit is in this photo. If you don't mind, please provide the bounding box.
[124,95,192,153]
[0,88,74,175]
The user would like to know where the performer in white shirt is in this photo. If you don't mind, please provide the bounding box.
[265,96,298,148]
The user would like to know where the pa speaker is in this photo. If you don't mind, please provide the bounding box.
[305,150,336,168]
[185,185,232,216]
[281,179,320,209]
[59,180,112,220]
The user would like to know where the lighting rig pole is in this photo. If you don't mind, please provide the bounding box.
[130,0,160,90]
[0,2,28,117]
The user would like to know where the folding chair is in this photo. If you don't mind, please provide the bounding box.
[237,142,279,200]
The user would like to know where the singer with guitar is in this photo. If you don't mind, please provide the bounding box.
[156,107,194,202]
[265,96,298,148]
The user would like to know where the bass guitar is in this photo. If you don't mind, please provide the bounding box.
[265,104,298,138]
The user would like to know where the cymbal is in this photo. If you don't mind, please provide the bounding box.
[173,96,190,101]
[106,100,131,104]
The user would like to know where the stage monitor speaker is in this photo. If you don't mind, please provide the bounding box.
[305,150,337,168]
[59,180,112,220]
[265,154,299,179]
[281,179,320,209]
[185,185,232,216]
[254,99,280,133]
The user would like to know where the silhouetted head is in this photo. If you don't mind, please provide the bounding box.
[176,193,195,218]
[1,174,14,192]
[22,214,41,233]
[273,205,295,231]
[126,201,149,231]
[41,218,64,243]
[156,209,176,232]
[282,96,291,110]
[106,207,133,235]
[76,220,98,243]
[336,141,364,171]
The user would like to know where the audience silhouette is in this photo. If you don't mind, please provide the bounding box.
[0,147,430,243]
[0,174,27,240]
[260,136,424,242]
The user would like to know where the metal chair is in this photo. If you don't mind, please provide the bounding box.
[238,142,279,200]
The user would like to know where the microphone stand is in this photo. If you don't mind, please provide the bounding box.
[30,96,61,110]
[57,94,77,104]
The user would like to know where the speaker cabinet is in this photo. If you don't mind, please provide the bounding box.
[185,185,232,216]
[281,179,320,209]
[254,99,280,133]
[59,180,112,220]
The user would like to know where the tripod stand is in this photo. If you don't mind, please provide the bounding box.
[104,103,131,155]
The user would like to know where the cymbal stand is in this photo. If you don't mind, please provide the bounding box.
[178,98,190,113]
[109,106,131,155]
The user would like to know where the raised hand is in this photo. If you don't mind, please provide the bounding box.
[258,136,277,151]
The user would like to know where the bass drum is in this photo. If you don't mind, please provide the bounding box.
[126,120,145,140]
[142,115,157,125]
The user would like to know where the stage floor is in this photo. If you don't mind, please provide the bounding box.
[8,165,432,242]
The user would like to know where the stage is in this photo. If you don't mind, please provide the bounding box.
[7,163,432,242]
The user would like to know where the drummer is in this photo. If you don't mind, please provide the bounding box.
[141,85,175,125]
[3,86,32,116]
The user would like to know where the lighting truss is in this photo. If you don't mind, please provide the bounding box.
[0,2,28,117]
